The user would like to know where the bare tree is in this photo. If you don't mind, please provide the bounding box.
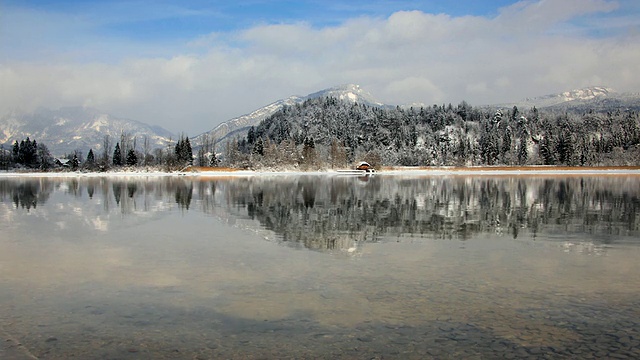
[142,135,150,166]
[102,135,111,168]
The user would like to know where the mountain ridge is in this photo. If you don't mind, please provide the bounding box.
[198,84,640,149]
[2,85,639,157]
[192,84,385,147]
[492,86,640,111]
[0,106,175,156]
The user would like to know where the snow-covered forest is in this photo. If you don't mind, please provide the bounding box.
[2,95,639,172]
[225,96,640,169]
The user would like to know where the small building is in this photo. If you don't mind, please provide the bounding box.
[356,161,374,172]
[54,158,70,168]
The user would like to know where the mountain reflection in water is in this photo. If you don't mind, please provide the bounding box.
[1,175,638,252]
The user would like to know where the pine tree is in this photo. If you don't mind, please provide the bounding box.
[501,127,512,165]
[301,137,317,169]
[252,137,264,156]
[126,149,137,166]
[247,126,256,145]
[70,154,79,170]
[113,143,123,166]
[539,135,555,165]
[517,136,528,165]
[12,141,19,164]
[183,137,193,165]
[174,136,193,166]
[209,151,219,167]
[86,149,95,165]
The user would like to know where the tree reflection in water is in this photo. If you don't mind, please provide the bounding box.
[0,178,52,211]
[220,175,640,250]
[0,175,638,251]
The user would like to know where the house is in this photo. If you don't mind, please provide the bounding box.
[356,161,374,172]
[54,158,70,168]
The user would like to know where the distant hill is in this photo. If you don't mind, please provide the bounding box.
[2,85,639,158]
[0,107,175,156]
[192,84,385,148]
[490,86,640,112]
[198,84,640,151]
[228,85,640,168]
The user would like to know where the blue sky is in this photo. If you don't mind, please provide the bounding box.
[1,0,639,134]
[1,0,521,60]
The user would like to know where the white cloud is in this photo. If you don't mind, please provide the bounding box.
[386,77,445,104]
[1,0,639,134]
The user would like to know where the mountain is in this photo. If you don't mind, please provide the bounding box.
[0,107,175,156]
[193,84,385,147]
[199,84,640,151]
[492,86,640,111]
[523,86,614,106]
[304,84,384,106]
[4,85,639,158]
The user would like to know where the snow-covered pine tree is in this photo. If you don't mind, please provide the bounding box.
[113,143,123,166]
[126,148,138,166]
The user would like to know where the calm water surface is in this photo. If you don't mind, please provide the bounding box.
[1,174,639,359]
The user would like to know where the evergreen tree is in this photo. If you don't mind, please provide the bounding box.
[252,137,264,156]
[126,149,138,166]
[113,142,123,166]
[511,106,519,121]
[70,154,79,170]
[86,149,95,165]
[556,132,574,165]
[501,127,512,164]
[518,136,528,165]
[539,135,555,165]
[0,145,7,170]
[209,151,219,167]
[11,138,40,167]
[12,141,19,164]
[247,126,256,145]
[301,137,317,168]
[183,137,193,165]
[174,136,193,166]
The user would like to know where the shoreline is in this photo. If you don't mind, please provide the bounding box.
[1,165,640,178]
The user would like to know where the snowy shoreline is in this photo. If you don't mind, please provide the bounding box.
[1,166,640,178]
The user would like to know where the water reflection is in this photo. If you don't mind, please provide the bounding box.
[220,175,640,250]
[1,175,640,359]
[0,178,52,210]
[1,175,639,251]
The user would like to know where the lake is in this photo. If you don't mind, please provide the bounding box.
[1,174,639,359]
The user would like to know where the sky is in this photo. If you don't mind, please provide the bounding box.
[1,0,639,135]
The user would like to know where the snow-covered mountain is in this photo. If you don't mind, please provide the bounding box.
[0,107,175,156]
[519,86,614,107]
[487,86,640,113]
[193,84,385,147]
[3,84,639,157]
[305,84,383,106]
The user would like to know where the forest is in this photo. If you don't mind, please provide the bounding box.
[0,133,214,172]
[227,96,640,169]
[1,95,639,171]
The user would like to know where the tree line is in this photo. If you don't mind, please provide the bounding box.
[222,96,640,169]
[2,96,639,172]
[0,132,219,172]
[0,137,54,170]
